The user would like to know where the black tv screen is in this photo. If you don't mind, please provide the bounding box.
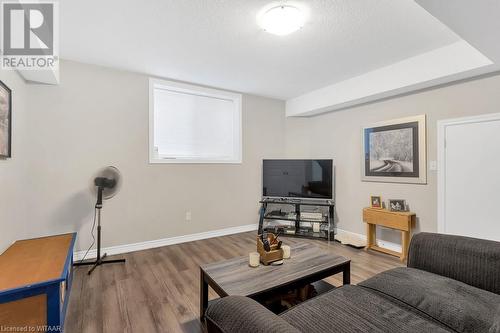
[263,159,333,199]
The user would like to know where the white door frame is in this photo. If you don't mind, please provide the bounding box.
[437,112,500,234]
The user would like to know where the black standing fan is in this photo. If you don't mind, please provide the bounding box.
[74,166,125,275]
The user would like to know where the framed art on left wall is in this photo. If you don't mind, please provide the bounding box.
[0,80,12,158]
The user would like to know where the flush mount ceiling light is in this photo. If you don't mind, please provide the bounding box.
[257,3,307,36]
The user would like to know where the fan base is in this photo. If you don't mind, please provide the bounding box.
[74,253,126,275]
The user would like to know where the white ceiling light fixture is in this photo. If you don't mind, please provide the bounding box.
[257,2,307,36]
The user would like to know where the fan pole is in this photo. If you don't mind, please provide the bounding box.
[74,186,126,275]
[96,209,101,261]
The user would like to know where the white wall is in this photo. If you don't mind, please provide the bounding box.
[2,60,285,252]
[285,73,500,244]
[3,59,500,253]
[0,70,29,253]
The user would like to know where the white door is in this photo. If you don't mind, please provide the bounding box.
[438,113,500,241]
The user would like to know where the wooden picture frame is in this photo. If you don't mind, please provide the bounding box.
[362,115,426,184]
[0,80,12,158]
[370,196,383,209]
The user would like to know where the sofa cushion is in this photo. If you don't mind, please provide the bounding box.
[407,232,500,294]
[491,307,500,333]
[205,296,301,333]
[359,267,500,333]
[280,285,453,333]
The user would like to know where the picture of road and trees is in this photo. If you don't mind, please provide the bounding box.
[369,128,413,173]
[363,116,425,184]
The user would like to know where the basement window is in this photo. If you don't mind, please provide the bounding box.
[149,78,242,164]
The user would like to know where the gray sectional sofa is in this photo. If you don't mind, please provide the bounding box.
[205,232,500,333]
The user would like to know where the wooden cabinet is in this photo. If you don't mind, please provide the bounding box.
[0,233,76,332]
[363,208,415,261]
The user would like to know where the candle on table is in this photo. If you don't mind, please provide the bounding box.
[282,245,291,259]
[249,252,260,267]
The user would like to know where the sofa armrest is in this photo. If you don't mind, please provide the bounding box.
[205,296,300,333]
[407,232,500,294]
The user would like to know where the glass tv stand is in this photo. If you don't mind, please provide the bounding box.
[258,198,335,242]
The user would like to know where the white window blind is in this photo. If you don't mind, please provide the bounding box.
[149,79,242,163]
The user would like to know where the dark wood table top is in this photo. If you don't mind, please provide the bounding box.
[200,243,349,297]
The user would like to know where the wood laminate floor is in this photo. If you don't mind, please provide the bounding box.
[65,232,403,333]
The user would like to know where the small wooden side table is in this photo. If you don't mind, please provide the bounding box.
[362,208,415,261]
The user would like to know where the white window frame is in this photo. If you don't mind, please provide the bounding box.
[149,78,242,164]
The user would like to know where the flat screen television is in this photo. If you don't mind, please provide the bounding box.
[263,159,333,199]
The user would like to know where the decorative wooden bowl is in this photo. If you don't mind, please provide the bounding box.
[257,234,284,265]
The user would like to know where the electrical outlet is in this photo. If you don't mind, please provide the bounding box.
[185,211,192,222]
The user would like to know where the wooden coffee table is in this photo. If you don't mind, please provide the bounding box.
[200,243,350,320]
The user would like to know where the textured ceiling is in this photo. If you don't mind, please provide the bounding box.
[60,0,460,99]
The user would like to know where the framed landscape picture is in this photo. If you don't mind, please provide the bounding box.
[0,80,12,158]
[362,115,426,184]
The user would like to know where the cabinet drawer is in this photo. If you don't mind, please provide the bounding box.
[363,209,411,231]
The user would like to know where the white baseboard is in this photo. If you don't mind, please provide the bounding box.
[336,228,402,253]
[73,223,258,261]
